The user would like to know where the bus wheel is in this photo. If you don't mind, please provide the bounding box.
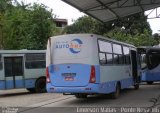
[111,83,120,99]
[35,78,46,93]
[147,81,154,85]
[134,84,139,90]
[75,94,87,98]
[27,88,35,93]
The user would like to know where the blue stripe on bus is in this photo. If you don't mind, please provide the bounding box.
[120,78,134,89]
[25,79,36,88]
[5,80,14,89]
[99,78,133,94]
[0,79,36,89]
[5,80,24,89]
[47,77,133,94]
[141,72,160,81]
[0,81,5,90]
[15,80,24,88]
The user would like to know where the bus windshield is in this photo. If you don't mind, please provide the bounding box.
[138,47,160,70]
[147,50,160,70]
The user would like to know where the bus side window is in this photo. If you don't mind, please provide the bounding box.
[119,54,124,64]
[98,40,112,65]
[25,53,46,69]
[113,44,122,64]
[98,40,112,53]
[123,46,130,64]
[99,53,106,64]
[106,54,113,64]
[113,55,119,64]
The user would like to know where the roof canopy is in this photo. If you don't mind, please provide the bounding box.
[62,0,160,22]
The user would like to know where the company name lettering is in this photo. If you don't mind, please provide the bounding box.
[55,38,83,54]
[56,42,81,49]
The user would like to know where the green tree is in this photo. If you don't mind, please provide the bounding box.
[19,3,56,49]
[63,16,112,35]
[153,33,160,45]
[0,0,13,49]
[64,13,156,47]
[0,0,57,49]
[112,13,152,35]
[106,28,156,47]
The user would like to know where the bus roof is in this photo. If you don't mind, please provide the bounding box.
[0,50,46,54]
[50,34,136,48]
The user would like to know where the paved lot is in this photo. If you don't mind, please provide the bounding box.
[0,89,63,107]
[0,83,160,113]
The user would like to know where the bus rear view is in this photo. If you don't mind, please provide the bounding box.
[46,34,139,98]
[46,34,99,98]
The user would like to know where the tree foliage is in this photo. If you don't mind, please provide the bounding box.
[0,0,158,49]
[111,13,152,35]
[153,33,160,45]
[106,28,156,47]
[64,13,157,47]
[63,16,111,35]
[0,0,57,49]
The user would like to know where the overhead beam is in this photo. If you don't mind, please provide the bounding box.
[147,8,160,19]
[136,0,144,12]
[96,0,120,19]
[84,0,119,12]
[62,0,104,23]
[62,0,160,22]
[84,0,160,12]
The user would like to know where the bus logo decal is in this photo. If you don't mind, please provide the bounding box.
[69,39,83,54]
[55,38,83,54]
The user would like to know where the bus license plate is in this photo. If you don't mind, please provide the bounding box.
[65,77,74,81]
[62,73,76,77]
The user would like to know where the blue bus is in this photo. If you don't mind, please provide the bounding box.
[46,34,140,98]
[138,47,160,84]
[0,50,46,93]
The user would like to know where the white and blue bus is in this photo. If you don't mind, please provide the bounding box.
[0,50,46,93]
[46,34,140,98]
[138,47,160,84]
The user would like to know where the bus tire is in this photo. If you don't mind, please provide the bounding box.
[111,83,121,99]
[147,81,153,85]
[35,77,46,93]
[27,88,36,93]
[134,84,139,90]
[75,94,87,98]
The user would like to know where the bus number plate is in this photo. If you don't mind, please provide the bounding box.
[62,73,76,77]
[65,77,74,81]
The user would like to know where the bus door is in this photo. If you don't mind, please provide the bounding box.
[130,50,138,83]
[4,56,24,89]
